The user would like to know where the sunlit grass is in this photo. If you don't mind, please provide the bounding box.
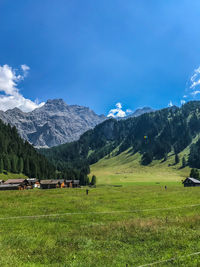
[0,185,200,266]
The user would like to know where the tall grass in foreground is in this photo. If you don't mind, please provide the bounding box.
[0,186,200,266]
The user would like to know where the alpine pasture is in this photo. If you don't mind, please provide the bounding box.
[0,153,200,266]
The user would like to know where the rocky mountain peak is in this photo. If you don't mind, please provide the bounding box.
[0,99,106,147]
[46,98,67,106]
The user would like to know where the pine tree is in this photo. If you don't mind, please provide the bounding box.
[24,158,30,176]
[0,158,3,173]
[175,154,180,164]
[4,156,11,172]
[182,157,186,168]
[190,168,199,179]
[18,157,24,174]
[11,155,18,173]
[91,175,96,185]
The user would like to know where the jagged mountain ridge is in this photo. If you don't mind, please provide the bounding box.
[0,99,106,148]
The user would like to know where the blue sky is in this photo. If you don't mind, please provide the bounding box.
[0,0,200,116]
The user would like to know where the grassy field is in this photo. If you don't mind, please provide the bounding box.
[90,150,190,185]
[0,185,200,266]
[0,150,199,266]
[0,172,27,181]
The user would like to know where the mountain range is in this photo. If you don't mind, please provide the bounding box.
[0,99,153,148]
[41,101,200,171]
[0,99,106,148]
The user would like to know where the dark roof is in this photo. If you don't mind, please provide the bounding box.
[183,177,200,184]
[40,180,59,185]
[4,179,26,184]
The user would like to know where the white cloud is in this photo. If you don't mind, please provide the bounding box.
[21,64,30,77]
[188,66,200,98]
[181,100,186,105]
[168,101,173,107]
[107,102,129,118]
[191,90,200,96]
[0,64,44,112]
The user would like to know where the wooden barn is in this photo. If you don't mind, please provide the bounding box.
[182,177,200,187]
[40,180,60,189]
[4,179,29,189]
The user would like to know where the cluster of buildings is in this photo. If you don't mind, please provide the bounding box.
[0,179,80,191]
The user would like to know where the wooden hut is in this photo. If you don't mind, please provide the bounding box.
[4,179,29,189]
[65,180,73,188]
[40,180,60,189]
[182,177,200,187]
[73,180,80,188]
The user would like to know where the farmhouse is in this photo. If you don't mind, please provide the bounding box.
[182,177,200,187]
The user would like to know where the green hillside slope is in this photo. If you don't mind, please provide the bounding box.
[90,149,190,185]
[41,101,200,183]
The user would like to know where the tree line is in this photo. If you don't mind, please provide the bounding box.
[0,120,55,178]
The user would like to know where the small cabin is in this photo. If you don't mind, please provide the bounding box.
[4,179,29,189]
[73,180,80,188]
[65,180,73,188]
[182,177,200,187]
[0,180,5,185]
[40,180,60,189]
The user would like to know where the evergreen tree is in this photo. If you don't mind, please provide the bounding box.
[190,168,199,179]
[141,152,153,165]
[18,157,24,174]
[0,158,3,173]
[175,154,180,164]
[182,157,186,168]
[91,175,96,185]
[24,158,30,176]
[11,155,18,173]
[4,156,11,172]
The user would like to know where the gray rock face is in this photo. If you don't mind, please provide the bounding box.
[0,99,106,148]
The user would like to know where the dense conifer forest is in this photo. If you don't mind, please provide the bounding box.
[41,101,200,171]
[0,120,55,178]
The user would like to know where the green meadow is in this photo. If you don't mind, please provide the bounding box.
[0,185,200,266]
[0,151,199,266]
[90,150,190,186]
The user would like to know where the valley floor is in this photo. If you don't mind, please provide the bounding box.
[0,185,200,266]
[90,150,190,185]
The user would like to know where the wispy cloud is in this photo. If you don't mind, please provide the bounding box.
[107,102,131,118]
[181,99,186,105]
[0,64,44,112]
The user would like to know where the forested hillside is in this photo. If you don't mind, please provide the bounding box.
[41,101,200,170]
[0,120,55,178]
